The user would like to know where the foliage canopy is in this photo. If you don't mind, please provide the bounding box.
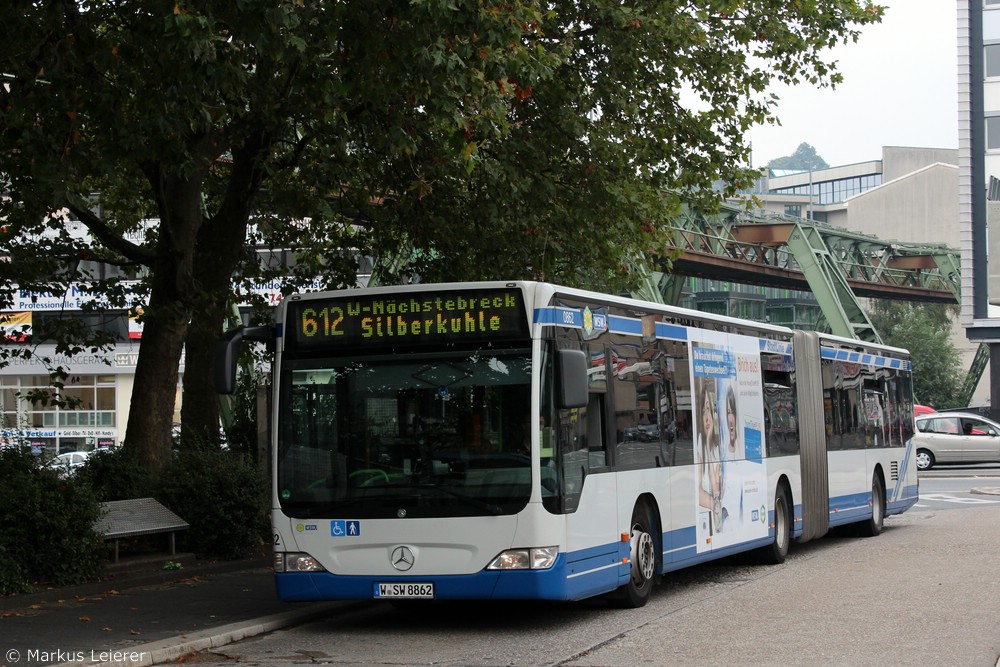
[0,0,884,467]
[868,301,963,409]
[767,142,830,172]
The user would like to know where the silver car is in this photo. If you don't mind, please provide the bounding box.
[47,450,92,476]
[913,412,1000,471]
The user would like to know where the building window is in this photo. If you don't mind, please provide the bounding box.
[987,44,1000,78]
[0,374,117,455]
[784,205,802,218]
[988,116,1000,151]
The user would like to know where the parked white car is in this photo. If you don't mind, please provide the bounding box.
[47,450,92,476]
[913,412,1000,471]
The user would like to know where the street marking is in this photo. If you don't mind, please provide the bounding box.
[919,493,1000,505]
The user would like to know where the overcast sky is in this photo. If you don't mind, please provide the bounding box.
[747,0,959,169]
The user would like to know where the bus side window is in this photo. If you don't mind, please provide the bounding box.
[586,393,607,467]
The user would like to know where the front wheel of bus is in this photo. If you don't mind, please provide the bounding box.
[859,474,885,537]
[610,503,658,608]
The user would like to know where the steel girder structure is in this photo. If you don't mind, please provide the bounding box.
[639,203,959,345]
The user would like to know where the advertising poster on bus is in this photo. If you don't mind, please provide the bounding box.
[691,331,769,552]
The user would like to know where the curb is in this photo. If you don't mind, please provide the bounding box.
[970,487,1000,496]
[56,601,356,667]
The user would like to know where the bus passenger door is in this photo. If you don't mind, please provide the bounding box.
[559,346,618,596]
[557,394,607,502]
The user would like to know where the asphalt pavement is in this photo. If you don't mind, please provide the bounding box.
[0,552,352,667]
[2,483,999,667]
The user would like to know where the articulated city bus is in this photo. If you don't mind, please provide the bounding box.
[216,281,919,607]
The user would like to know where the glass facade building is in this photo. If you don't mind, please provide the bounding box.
[771,173,883,205]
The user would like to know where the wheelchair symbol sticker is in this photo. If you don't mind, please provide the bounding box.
[331,520,360,537]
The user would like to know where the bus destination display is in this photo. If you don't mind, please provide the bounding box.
[286,288,529,349]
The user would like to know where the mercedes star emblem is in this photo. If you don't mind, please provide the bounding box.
[390,545,415,571]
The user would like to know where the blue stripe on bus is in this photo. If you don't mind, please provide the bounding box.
[826,487,922,525]
[660,523,781,571]
[818,346,911,372]
[276,484,918,604]
[662,525,697,563]
[275,550,627,603]
[888,486,919,515]
[535,306,914,372]
[890,439,916,504]
[759,339,793,356]
[828,490,873,518]
[656,321,689,341]
[535,306,689,342]
[534,307,583,327]
[532,308,914,374]
[608,315,643,335]
[277,524,774,603]
[276,567,588,602]
[536,310,911,372]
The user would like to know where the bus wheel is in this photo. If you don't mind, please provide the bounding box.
[757,486,790,565]
[859,474,885,537]
[610,503,657,608]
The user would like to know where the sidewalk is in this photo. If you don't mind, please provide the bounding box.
[0,553,351,667]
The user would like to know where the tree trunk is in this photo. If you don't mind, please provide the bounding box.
[178,289,229,449]
[124,302,188,469]
[123,172,204,471]
[179,202,254,450]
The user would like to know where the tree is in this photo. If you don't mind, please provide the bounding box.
[0,1,885,471]
[867,301,963,408]
[767,143,830,172]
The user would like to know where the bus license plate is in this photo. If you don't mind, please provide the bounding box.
[374,583,434,599]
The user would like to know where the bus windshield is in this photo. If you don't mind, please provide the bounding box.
[277,348,538,519]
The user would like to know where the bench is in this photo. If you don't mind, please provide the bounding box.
[94,498,189,563]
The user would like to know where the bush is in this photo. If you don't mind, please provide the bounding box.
[156,449,269,559]
[75,447,154,502]
[0,449,105,594]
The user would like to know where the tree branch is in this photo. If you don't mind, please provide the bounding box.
[65,194,156,265]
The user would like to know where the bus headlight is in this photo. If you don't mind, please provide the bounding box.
[275,552,326,573]
[487,547,558,570]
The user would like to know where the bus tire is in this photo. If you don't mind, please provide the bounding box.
[757,485,790,565]
[610,502,658,608]
[859,473,885,537]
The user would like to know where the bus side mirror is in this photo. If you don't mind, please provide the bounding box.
[215,328,244,395]
[214,326,275,394]
[557,348,588,409]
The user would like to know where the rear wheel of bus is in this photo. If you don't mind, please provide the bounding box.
[610,501,658,608]
[757,485,790,565]
[858,473,885,537]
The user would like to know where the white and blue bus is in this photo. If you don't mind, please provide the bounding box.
[216,281,919,607]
